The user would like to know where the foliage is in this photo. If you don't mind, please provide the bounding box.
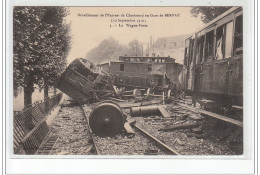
[190,7,231,24]
[127,39,143,56]
[85,37,129,63]
[85,38,144,63]
[13,7,71,98]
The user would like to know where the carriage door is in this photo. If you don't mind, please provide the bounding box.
[186,38,194,91]
[194,35,205,92]
[201,29,214,93]
[228,13,243,96]
[183,39,189,90]
[212,22,233,95]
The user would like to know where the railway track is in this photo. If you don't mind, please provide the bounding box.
[79,105,101,155]
[130,123,180,155]
[80,103,180,155]
[36,100,94,155]
[34,98,242,155]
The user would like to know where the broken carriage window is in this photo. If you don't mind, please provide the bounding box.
[215,25,225,59]
[225,21,233,58]
[184,38,190,66]
[188,39,194,66]
[233,15,243,55]
[215,21,234,60]
[205,30,214,61]
[196,36,205,64]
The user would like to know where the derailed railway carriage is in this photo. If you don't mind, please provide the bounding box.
[57,58,116,104]
[100,56,183,93]
[182,7,243,107]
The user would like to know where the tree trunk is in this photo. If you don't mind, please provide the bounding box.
[44,81,49,114]
[23,82,34,130]
[44,84,49,98]
[24,83,34,107]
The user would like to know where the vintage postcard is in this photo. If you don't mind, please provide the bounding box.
[6,1,256,174]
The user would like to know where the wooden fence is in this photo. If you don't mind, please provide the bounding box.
[13,93,63,154]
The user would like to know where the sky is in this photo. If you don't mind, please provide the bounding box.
[65,7,204,64]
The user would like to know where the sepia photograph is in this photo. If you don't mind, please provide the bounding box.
[12,6,244,157]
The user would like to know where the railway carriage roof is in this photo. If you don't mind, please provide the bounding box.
[186,6,242,39]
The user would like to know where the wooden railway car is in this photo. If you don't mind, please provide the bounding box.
[57,58,115,104]
[99,56,183,93]
[182,7,243,107]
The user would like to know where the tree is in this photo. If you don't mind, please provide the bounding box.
[190,7,231,24]
[86,37,129,63]
[13,7,71,107]
[38,7,71,98]
[128,40,143,56]
[85,38,145,63]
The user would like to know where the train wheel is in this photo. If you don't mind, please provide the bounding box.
[89,102,125,137]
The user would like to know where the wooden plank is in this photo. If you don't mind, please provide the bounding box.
[177,103,243,127]
[232,105,243,110]
[21,119,48,143]
[124,122,135,137]
[159,123,198,131]
[158,106,171,118]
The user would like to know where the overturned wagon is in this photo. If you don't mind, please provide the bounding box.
[57,58,127,137]
[57,58,116,104]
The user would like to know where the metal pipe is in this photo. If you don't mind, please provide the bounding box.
[130,106,161,117]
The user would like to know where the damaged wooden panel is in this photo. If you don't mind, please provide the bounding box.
[194,65,202,92]
[182,7,243,108]
[57,58,116,104]
[201,61,213,93]
[211,59,229,94]
[228,55,243,96]
[158,106,172,118]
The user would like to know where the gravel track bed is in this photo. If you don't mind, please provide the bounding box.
[94,131,167,155]
[84,100,240,155]
[47,100,93,155]
[82,104,167,155]
[132,104,239,155]
[39,98,241,155]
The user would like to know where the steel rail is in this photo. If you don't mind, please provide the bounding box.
[130,123,180,155]
[79,105,101,155]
